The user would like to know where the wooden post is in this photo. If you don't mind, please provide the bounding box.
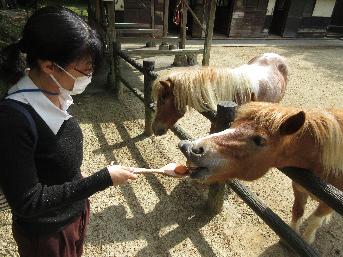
[151,0,155,35]
[202,0,216,66]
[87,0,92,24]
[105,0,116,41]
[159,0,170,50]
[113,41,122,97]
[206,101,237,214]
[143,61,155,136]
[147,0,157,47]
[1,0,7,9]
[179,0,188,49]
[95,0,101,22]
[105,0,117,93]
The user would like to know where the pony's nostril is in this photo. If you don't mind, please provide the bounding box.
[191,146,204,155]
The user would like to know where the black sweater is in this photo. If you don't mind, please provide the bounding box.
[0,100,113,236]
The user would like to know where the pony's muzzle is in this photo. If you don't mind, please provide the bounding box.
[178,140,211,179]
[154,127,166,136]
[178,140,192,157]
[152,122,167,136]
[178,140,207,159]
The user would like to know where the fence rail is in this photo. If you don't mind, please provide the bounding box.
[280,167,343,216]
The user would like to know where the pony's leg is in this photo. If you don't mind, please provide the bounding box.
[290,182,308,233]
[302,202,333,244]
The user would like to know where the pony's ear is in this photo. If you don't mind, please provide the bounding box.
[159,80,173,95]
[279,111,305,135]
[159,80,171,88]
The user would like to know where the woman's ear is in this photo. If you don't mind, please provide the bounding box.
[38,60,54,75]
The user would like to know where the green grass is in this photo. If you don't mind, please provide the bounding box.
[0,9,27,45]
[44,0,88,17]
[0,0,89,47]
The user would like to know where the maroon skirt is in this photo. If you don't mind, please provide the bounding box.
[12,200,90,257]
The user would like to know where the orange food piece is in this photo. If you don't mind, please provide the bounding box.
[174,164,189,174]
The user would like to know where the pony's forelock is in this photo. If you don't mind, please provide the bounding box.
[152,80,161,102]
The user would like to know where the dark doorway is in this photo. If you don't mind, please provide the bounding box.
[269,0,291,36]
[327,0,343,36]
[214,0,235,36]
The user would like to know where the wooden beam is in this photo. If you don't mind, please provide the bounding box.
[113,41,122,97]
[115,23,150,28]
[143,61,155,136]
[118,36,181,44]
[162,0,170,43]
[227,179,320,257]
[181,0,206,33]
[206,102,237,214]
[105,1,116,93]
[95,0,101,22]
[151,0,155,38]
[202,0,217,66]
[122,48,203,57]
[180,0,188,49]
[106,1,116,41]
[116,28,161,34]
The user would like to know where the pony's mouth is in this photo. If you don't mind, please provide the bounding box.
[187,162,210,179]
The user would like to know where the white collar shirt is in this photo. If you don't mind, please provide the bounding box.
[6,75,73,135]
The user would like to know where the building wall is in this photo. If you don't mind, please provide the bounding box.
[119,0,338,38]
[124,0,163,25]
[229,0,269,38]
[298,0,335,38]
[263,0,336,38]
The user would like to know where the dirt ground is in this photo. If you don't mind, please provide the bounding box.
[1,43,343,257]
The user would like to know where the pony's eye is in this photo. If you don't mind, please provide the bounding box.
[252,136,266,146]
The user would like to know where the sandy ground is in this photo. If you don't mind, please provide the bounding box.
[1,43,343,257]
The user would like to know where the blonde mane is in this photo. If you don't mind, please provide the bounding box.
[238,102,343,176]
[152,67,252,113]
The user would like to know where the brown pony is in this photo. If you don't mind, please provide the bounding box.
[152,53,288,135]
[180,102,343,244]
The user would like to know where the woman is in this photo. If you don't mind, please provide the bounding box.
[0,6,137,257]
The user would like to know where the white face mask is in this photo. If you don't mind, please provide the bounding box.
[50,63,92,95]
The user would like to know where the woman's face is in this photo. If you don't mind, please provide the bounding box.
[52,55,93,91]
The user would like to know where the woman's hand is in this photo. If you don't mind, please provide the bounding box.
[107,165,137,186]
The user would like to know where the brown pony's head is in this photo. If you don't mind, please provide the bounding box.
[179,102,305,184]
[152,80,186,135]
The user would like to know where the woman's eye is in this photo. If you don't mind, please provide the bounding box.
[252,136,266,146]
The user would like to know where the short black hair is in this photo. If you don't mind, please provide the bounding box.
[0,6,103,84]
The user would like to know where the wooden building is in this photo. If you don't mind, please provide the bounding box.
[211,0,341,38]
[111,0,342,38]
[263,0,339,38]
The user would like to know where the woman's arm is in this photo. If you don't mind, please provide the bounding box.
[0,107,132,218]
